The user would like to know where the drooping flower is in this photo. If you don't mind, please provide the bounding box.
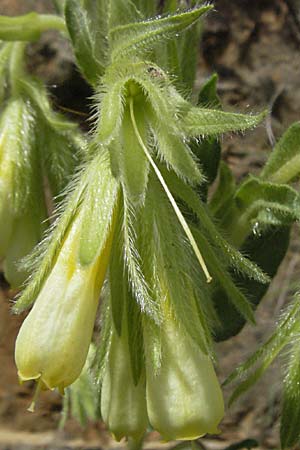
[101,318,148,441]
[145,312,224,440]
[14,153,119,394]
[15,216,111,392]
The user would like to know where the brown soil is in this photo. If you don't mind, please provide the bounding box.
[1,0,300,449]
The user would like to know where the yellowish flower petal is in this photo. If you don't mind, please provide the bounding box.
[146,317,224,441]
[15,211,114,391]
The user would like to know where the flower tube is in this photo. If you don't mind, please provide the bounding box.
[15,209,114,393]
[146,311,224,441]
[101,318,148,441]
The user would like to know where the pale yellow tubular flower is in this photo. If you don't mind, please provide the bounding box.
[146,311,224,441]
[101,320,148,441]
[15,209,115,393]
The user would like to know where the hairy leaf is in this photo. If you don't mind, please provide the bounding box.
[261,121,300,184]
[65,0,107,84]
[96,79,126,144]
[191,73,222,200]
[234,176,300,231]
[213,226,290,341]
[209,161,236,221]
[132,0,158,17]
[146,105,203,185]
[122,192,159,321]
[281,341,300,449]
[183,108,267,137]
[192,227,255,324]
[109,5,212,61]
[119,102,149,204]
[78,156,119,266]
[225,296,300,404]
[139,175,216,356]
[108,0,142,28]
[161,169,269,284]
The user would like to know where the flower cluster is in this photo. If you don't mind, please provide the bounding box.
[11,2,268,445]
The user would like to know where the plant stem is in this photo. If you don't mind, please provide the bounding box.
[129,97,212,283]
[38,14,67,33]
[9,42,26,97]
[0,13,67,42]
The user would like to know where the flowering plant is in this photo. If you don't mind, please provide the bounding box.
[1,1,300,449]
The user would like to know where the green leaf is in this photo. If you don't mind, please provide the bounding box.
[209,161,236,221]
[119,102,149,204]
[183,108,267,137]
[38,121,82,198]
[126,281,145,385]
[17,77,77,131]
[65,0,107,84]
[213,226,290,341]
[177,19,203,91]
[17,76,84,198]
[78,156,119,266]
[146,105,203,185]
[139,175,214,356]
[235,176,300,228]
[109,207,125,336]
[122,192,159,322]
[225,296,300,404]
[108,0,142,28]
[132,0,158,17]
[261,121,300,184]
[192,227,255,324]
[163,0,178,13]
[281,341,300,449]
[160,169,270,284]
[109,5,212,61]
[225,298,300,386]
[109,212,144,384]
[190,74,222,200]
[95,79,126,144]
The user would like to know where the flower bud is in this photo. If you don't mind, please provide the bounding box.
[146,315,224,441]
[0,95,46,287]
[101,323,148,441]
[15,212,114,393]
[0,99,20,255]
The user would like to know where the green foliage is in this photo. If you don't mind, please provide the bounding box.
[183,107,267,137]
[191,73,222,199]
[212,226,290,341]
[3,1,300,447]
[225,296,300,402]
[109,6,212,62]
[65,0,107,83]
[261,121,300,184]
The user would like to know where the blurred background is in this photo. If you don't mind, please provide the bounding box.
[1,1,300,449]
